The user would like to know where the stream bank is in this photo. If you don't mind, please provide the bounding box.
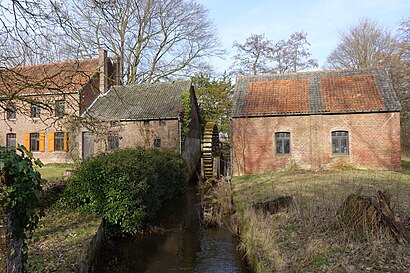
[94,183,249,272]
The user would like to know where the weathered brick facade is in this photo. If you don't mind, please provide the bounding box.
[231,68,401,175]
[0,50,114,163]
[0,94,80,163]
[232,112,401,175]
[83,81,201,174]
[90,119,180,154]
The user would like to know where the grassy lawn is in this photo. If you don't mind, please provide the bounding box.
[232,163,410,272]
[37,163,76,182]
[1,163,101,272]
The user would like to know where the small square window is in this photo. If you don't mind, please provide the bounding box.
[110,121,120,127]
[31,104,40,119]
[159,120,166,126]
[55,100,65,117]
[154,138,161,148]
[144,120,150,126]
[6,103,16,120]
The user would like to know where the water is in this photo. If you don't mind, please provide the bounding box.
[95,184,249,273]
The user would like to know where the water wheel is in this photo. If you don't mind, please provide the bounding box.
[201,122,220,179]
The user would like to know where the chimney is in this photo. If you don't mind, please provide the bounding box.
[113,55,123,86]
[99,48,108,93]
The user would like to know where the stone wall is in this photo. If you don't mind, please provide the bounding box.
[78,220,105,273]
[231,112,401,175]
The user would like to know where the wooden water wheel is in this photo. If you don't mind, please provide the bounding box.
[201,122,220,179]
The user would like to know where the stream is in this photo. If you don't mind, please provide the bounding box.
[94,183,250,273]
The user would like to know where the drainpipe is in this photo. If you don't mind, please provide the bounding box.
[178,114,182,154]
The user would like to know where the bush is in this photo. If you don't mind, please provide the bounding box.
[63,148,188,233]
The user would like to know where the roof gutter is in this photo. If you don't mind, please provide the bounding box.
[231,109,401,119]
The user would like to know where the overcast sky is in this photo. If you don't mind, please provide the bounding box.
[197,0,410,75]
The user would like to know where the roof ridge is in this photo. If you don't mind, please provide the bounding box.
[121,79,191,88]
[5,57,99,70]
[236,66,386,80]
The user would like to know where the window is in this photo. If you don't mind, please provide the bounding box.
[55,100,65,117]
[54,132,65,151]
[144,120,150,126]
[110,121,120,127]
[6,103,16,120]
[332,131,349,154]
[31,104,40,119]
[154,138,161,148]
[275,132,290,155]
[159,120,166,126]
[108,133,119,151]
[6,133,16,148]
[30,133,40,152]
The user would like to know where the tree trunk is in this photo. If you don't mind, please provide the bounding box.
[7,212,23,273]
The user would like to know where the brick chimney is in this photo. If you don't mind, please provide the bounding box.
[99,48,108,93]
[112,55,123,86]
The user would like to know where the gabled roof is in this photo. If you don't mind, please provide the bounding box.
[0,58,100,96]
[232,67,401,117]
[86,80,191,120]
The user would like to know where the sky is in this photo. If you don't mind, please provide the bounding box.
[196,0,410,75]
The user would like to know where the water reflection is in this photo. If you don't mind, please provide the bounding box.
[95,184,249,273]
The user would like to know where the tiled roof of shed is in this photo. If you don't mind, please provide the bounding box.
[232,67,400,117]
[87,80,191,120]
[0,58,100,96]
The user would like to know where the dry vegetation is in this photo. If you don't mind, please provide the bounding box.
[232,164,410,272]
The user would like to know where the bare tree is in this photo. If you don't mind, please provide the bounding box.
[325,18,399,69]
[231,32,318,76]
[230,34,274,76]
[272,31,318,73]
[50,0,223,84]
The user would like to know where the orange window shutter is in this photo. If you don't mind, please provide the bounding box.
[48,132,54,152]
[63,132,68,152]
[24,133,30,150]
[39,132,46,152]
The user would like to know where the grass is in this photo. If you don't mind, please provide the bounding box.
[1,163,101,273]
[232,165,410,272]
[402,156,410,173]
[27,208,100,272]
[37,163,76,182]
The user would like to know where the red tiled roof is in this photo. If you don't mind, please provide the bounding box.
[244,79,309,115]
[0,58,100,96]
[321,75,385,112]
[233,67,400,117]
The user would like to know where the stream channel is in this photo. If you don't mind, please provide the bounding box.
[94,182,250,273]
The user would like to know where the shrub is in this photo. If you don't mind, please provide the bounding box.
[63,148,188,233]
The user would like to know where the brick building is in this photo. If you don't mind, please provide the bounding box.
[83,80,201,173]
[0,50,115,163]
[231,67,401,175]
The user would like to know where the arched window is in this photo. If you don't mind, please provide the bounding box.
[332,131,349,154]
[275,132,290,155]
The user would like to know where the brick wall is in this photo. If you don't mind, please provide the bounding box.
[231,112,401,175]
[0,94,80,163]
[87,119,180,156]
